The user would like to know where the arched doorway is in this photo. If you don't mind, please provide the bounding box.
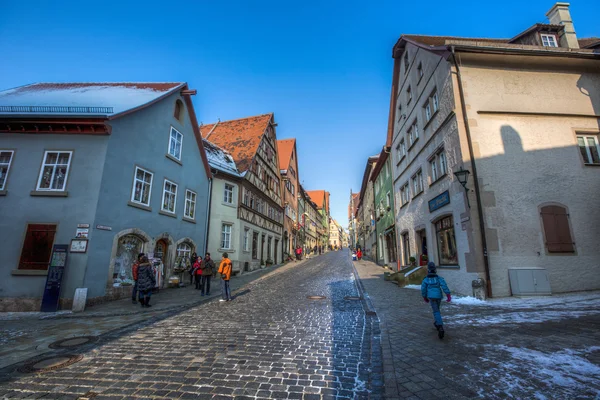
[114,234,144,282]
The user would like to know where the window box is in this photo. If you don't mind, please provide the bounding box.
[30,190,69,197]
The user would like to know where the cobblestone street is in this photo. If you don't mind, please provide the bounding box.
[0,252,382,400]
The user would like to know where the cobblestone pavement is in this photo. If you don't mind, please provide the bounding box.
[0,251,383,399]
[354,258,600,400]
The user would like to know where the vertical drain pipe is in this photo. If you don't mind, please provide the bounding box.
[451,46,493,298]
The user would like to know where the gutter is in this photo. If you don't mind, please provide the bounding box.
[450,46,493,298]
[204,172,213,255]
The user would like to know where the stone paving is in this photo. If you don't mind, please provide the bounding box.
[0,251,383,399]
[354,258,600,400]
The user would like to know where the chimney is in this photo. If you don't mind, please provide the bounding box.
[546,2,579,49]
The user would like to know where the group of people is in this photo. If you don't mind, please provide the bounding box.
[131,251,234,306]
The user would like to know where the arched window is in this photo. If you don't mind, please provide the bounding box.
[174,99,184,122]
[540,205,574,253]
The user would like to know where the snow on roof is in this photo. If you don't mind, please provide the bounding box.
[202,138,242,177]
[0,82,185,118]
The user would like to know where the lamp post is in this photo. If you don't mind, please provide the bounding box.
[454,167,471,208]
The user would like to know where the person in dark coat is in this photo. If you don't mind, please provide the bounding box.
[131,253,144,304]
[193,257,202,290]
[137,256,156,308]
[201,253,215,296]
[189,252,197,284]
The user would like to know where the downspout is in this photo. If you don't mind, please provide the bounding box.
[204,172,214,255]
[451,46,493,298]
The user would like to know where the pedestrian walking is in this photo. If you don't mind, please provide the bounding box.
[218,252,233,302]
[188,252,197,285]
[137,255,156,308]
[193,256,202,290]
[201,252,215,296]
[421,262,452,339]
[295,246,302,261]
[356,248,362,261]
[131,253,144,304]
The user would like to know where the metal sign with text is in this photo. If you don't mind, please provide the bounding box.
[40,244,69,312]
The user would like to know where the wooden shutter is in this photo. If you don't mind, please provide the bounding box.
[541,206,574,253]
[18,224,57,270]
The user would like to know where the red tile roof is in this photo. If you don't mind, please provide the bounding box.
[306,190,329,212]
[200,113,273,172]
[579,37,600,48]
[277,138,296,170]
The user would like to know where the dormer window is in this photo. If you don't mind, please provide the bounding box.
[541,34,558,47]
[174,99,184,122]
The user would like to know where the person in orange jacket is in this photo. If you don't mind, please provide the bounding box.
[218,252,233,302]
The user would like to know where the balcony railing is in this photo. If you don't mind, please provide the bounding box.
[0,105,114,114]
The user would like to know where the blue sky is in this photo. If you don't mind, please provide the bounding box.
[1,0,598,226]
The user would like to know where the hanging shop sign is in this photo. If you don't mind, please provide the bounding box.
[428,190,450,213]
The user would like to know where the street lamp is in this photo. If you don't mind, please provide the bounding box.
[453,167,471,208]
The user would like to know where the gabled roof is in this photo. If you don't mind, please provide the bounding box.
[509,23,563,43]
[202,139,242,177]
[200,113,273,173]
[0,82,186,119]
[277,138,296,171]
[401,34,508,48]
[306,190,329,212]
[579,37,600,49]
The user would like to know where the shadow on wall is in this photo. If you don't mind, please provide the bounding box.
[576,74,600,131]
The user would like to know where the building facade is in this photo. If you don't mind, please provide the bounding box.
[0,82,211,311]
[372,150,397,266]
[388,3,600,297]
[348,192,359,249]
[329,218,343,249]
[201,114,284,272]
[299,185,319,255]
[306,190,330,252]
[277,138,300,257]
[356,156,378,260]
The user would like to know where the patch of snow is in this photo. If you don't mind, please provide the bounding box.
[448,309,600,326]
[404,267,422,277]
[202,139,242,176]
[404,285,421,290]
[452,296,486,305]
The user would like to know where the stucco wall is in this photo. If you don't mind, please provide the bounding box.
[207,176,241,270]
[0,133,108,307]
[460,57,600,296]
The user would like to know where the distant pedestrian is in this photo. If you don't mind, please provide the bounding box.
[201,252,215,296]
[131,253,144,304]
[356,248,362,261]
[295,246,302,261]
[218,252,233,302]
[421,262,452,339]
[188,252,197,285]
[137,255,156,308]
[193,256,203,290]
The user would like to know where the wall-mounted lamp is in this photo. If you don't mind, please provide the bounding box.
[453,167,471,208]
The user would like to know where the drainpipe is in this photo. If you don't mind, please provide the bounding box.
[204,172,213,255]
[450,46,493,298]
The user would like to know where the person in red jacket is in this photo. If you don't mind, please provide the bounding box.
[131,253,144,304]
[193,256,203,290]
[356,248,363,261]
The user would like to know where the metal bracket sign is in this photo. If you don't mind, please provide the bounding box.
[428,190,450,213]
[40,244,69,312]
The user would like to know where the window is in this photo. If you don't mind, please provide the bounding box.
[541,34,558,47]
[244,228,251,252]
[131,166,153,206]
[184,189,197,219]
[540,205,574,253]
[404,52,409,70]
[400,183,410,206]
[396,140,406,160]
[221,224,232,249]
[252,232,259,259]
[176,242,192,258]
[386,192,391,208]
[417,62,423,81]
[243,188,250,206]
[407,86,412,105]
[161,179,178,213]
[432,92,439,112]
[37,151,72,191]
[424,99,432,122]
[224,183,234,204]
[435,216,458,265]
[18,224,57,270]
[577,135,600,165]
[168,127,183,161]
[289,166,296,178]
[0,150,14,190]
[411,170,423,196]
[174,99,184,122]
[402,232,410,266]
[429,150,447,183]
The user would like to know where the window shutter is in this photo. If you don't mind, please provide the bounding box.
[541,206,574,253]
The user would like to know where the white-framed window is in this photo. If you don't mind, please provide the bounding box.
[168,127,183,160]
[577,135,600,165]
[412,170,423,196]
[432,92,439,112]
[36,151,72,191]
[429,150,447,183]
[407,85,412,105]
[176,242,192,258]
[400,183,410,206]
[0,150,14,190]
[424,99,432,122]
[224,183,234,204]
[417,62,423,81]
[161,179,178,213]
[244,228,251,251]
[131,166,153,206]
[541,34,558,47]
[412,121,419,142]
[430,157,438,182]
[221,223,232,249]
[397,139,406,160]
[184,189,197,219]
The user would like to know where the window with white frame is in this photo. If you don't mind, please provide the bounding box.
[0,150,14,190]
[424,99,432,122]
[577,135,600,165]
[541,34,558,47]
[400,183,410,206]
[417,62,423,81]
[224,183,234,204]
[429,149,447,183]
[168,127,183,160]
[131,166,153,206]
[184,189,196,219]
[37,151,72,191]
[432,92,439,112]
[244,228,250,251]
[161,179,178,213]
[221,223,232,249]
[407,85,412,105]
[397,139,406,160]
[176,242,192,258]
[412,121,419,142]
[412,170,423,196]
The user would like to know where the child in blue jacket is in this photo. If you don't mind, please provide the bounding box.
[421,262,451,338]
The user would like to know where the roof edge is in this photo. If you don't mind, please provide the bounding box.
[108,82,186,120]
